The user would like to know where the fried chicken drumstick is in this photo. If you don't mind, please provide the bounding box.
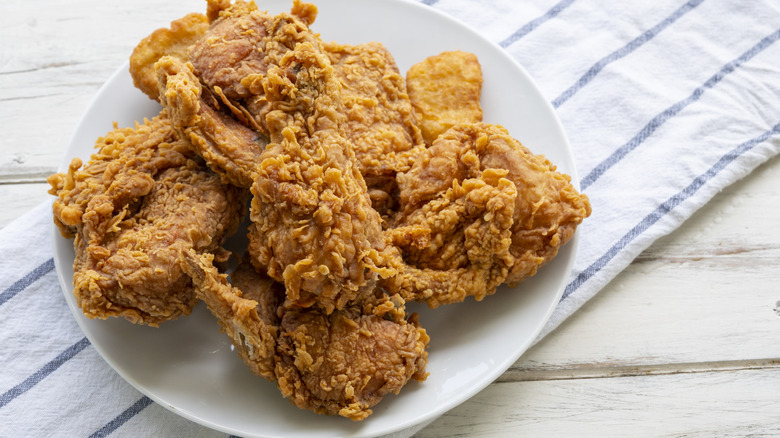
[181,250,428,421]
[247,42,388,313]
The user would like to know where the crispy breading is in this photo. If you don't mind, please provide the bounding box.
[248,43,388,313]
[325,41,424,215]
[128,13,209,101]
[48,112,246,325]
[380,123,591,307]
[154,1,320,187]
[406,50,484,144]
[156,56,268,188]
[188,0,320,132]
[181,250,428,421]
[183,252,282,380]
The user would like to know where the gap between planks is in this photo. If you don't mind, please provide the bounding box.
[0,175,53,185]
[498,358,780,382]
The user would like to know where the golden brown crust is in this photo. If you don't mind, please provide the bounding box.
[182,250,281,380]
[381,123,591,307]
[275,302,428,420]
[325,41,424,216]
[129,13,209,101]
[156,56,267,188]
[248,43,387,314]
[406,50,484,144]
[48,113,246,326]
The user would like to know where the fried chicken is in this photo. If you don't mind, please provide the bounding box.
[275,296,428,421]
[189,0,319,133]
[406,51,484,144]
[152,0,319,188]
[380,123,591,307]
[247,42,388,313]
[325,41,423,215]
[129,12,210,101]
[181,250,429,421]
[149,3,388,312]
[48,112,246,325]
[156,56,267,188]
[47,0,596,422]
[141,3,421,207]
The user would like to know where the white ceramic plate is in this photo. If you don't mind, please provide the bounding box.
[53,0,579,437]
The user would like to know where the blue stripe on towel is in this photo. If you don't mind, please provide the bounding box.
[552,0,706,108]
[0,258,55,307]
[581,27,780,190]
[89,396,153,438]
[564,121,780,299]
[0,337,90,409]
[499,0,577,48]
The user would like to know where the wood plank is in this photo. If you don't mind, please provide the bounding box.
[515,247,780,370]
[414,368,780,437]
[0,0,203,181]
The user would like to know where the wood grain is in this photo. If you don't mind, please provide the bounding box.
[415,368,780,437]
[0,0,203,182]
[3,1,779,437]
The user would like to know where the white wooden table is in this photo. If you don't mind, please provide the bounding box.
[4,1,779,436]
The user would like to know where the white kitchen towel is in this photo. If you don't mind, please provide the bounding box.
[3,0,780,437]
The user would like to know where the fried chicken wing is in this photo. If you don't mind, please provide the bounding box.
[406,51,483,144]
[325,41,423,215]
[189,0,319,132]
[181,250,428,421]
[140,3,419,214]
[153,0,319,187]
[47,112,246,325]
[129,12,210,101]
[380,123,591,307]
[156,56,267,188]
[247,42,387,313]
[184,252,283,380]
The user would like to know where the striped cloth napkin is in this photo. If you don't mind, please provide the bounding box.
[3,0,780,436]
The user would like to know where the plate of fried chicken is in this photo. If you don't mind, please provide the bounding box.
[49,0,591,436]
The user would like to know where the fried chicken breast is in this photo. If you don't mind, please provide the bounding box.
[48,112,246,325]
[381,123,591,307]
[325,41,424,215]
